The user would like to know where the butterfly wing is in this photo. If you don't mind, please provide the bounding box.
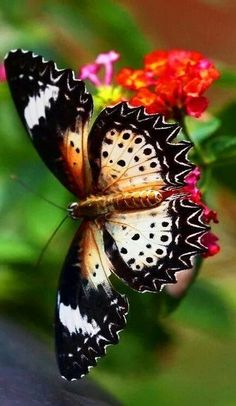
[88,102,193,194]
[87,102,206,291]
[55,220,128,380]
[4,49,93,197]
[103,195,208,292]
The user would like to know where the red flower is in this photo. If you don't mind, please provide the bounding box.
[116,49,220,119]
[201,232,220,257]
[184,168,220,257]
[0,64,6,82]
[185,96,208,118]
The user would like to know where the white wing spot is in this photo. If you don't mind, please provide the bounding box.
[59,302,100,336]
[24,84,59,131]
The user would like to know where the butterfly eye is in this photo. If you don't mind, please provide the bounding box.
[67,202,79,219]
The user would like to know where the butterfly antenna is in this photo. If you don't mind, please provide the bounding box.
[35,214,69,269]
[11,174,66,211]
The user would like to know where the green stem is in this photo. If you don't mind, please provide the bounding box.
[173,109,207,167]
[177,113,192,143]
[199,165,212,194]
[178,115,213,192]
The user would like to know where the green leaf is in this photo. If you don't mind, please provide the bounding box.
[217,66,236,88]
[0,83,9,101]
[215,101,236,135]
[208,101,236,189]
[173,280,233,336]
[0,238,36,263]
[44,0,152,65]
[212,160,236,192]
[185,115,221,144]
[194,102,236,165]
[205,135,236,164]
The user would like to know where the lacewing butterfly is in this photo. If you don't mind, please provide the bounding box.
[4,50,208,380]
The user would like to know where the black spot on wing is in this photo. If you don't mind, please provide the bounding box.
[103,196,208,293]
[88,101,194,191]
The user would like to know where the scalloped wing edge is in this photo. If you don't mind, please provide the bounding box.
[103,194,209,294]
[4,49,91,102]
[61,293,129,380]
[100,101,194,189]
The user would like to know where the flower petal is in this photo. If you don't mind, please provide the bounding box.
[79,63,101,86]
[201,232,220,257]
[0,64,6,81]
[186,96,208,118]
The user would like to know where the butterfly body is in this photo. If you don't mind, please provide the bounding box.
[68,189,164,219]
[4,49,209,380]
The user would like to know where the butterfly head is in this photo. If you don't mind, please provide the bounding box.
[67,202,80,220]
[67,198,106,219]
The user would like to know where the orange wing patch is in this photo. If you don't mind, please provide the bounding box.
[80,221,112,280]
[60,122,92,197]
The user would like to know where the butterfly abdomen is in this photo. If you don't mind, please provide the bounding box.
[112,190,163,211]
[69,190,163,219]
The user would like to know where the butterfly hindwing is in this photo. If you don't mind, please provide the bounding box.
[4,49,93,197]
[88,102,193,194]
[103,196,208,292]
[55,220,128,380]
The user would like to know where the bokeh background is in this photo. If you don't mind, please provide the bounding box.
[1,1,236,405]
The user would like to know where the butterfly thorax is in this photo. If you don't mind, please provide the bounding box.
[68,189,163,219]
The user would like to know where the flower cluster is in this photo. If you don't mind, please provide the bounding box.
[184,168,220,257]
[116,49,220,119]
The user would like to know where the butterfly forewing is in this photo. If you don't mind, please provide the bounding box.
[55,220,128,380]
[4,49,93,197]
[103,196,208,292]
[88,102,193,194]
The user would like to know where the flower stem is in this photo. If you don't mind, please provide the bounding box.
[174,109,207,167]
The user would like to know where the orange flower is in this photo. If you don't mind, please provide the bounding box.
[116,68,154,90]
[130,88,166,114]
[116,49,220,119]
[144,50,169,76]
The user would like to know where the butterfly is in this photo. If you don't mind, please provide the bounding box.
[4,49,208,380]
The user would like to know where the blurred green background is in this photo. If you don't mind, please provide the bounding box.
[1,1,236,405]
